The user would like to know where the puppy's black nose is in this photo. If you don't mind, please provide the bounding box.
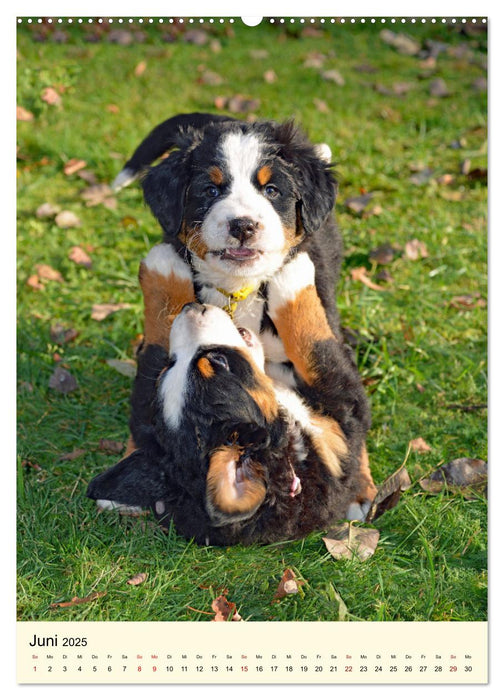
[228,217,259,244]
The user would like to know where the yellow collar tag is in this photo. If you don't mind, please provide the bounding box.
[216,284,256,319]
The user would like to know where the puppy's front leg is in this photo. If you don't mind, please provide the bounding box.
[139,243,195,351]
[268,253,377,509]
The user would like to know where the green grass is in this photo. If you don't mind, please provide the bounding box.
[17,19,487,622]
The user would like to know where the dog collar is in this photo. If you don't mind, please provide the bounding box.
[216,284,256,319]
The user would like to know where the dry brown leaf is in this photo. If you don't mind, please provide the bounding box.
[321,69,345,85]
[366,464,412,522]
[48,366,78,394]
[50,324,79,344]
[50,591,106,609]
[369,243,399,265]
[313,97,330,113]
[272,568,304,601]
[127,572,148,586]
[64,158,87,176]
[134,60,147,77]
[211,595,242,621]
[410,437,432,454]
[27,274,44,291]
[345,193,373,214]
[449,294,486,310]
[91,303,131,321]
[41,86,62,106]
[69,245,92,269]
[404,239,429,260]
[98,438,125,454]
[17,105,34,121]
[351,267,388,292]
[58,448,86,461]
[36,202,61,219]
[55,210,81,228]
[263,69,277,84]
[419,458,487,497]
[80,184,117,209]
[323,523,380,561]
[35,264,64,283]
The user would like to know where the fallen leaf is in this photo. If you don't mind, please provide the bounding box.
[58,448,86,461]
[351,267,388,292]
[35,264,64,283]
[449,293,486,310]
[227,95,261,114]
[404,239,429,260]
[80,184,117,209]
[410,437,432,454]
[321,69,345,86]
[26,274,44,291]
[134,60,147,77]
[64,158,87,176]
[199,70,224,86]
[313,97,330,113]
[345,193,373,214]
[50,591,106,608]
[184,29,208,45]
[50,324,79,344]
[323,523,380,561]
[127,572,148,586]
[272,568,304,601]
[380,29,420,56]
[91,303,131,321]
[249,49,269,59]
[467,168,487,183]
[263,69,277,84]
[366,464,412,522]
[429,78,450,97]
[17,105,34,121]
[36,202,61,218]
[98,438,125,454]
[55,210,81,228]
[409,168,433,185]
[48,366,78,394]
[324,584,348,620]
[369,243,399,265]
[211,595,242,621]
[69,245,92,268]
[41,86,62,106]
[106,358,137,377]
[419,458,487,497]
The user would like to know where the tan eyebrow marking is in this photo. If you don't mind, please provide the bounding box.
[209,165,224,185]
[197,356,215,379]
[257,165,272,186]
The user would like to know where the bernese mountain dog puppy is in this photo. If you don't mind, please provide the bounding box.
[112,113,345,391]
[87,243,377,545]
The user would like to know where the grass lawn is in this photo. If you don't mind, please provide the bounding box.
[16,18,487,622]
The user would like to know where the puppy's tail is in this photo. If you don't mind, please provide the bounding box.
[111,112,235,191]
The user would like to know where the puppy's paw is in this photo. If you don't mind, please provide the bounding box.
[96,499,145,515]
[268,252,315,319]
[141,243,192,283]
[345,500,372,522]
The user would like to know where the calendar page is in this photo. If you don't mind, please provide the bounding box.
[16,5,488,688]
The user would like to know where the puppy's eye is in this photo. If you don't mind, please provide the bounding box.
[205,185,220,198]
[263,184,280,199]
[208,352,230,371]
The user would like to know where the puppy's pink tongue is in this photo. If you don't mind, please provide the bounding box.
[290,475,302,497]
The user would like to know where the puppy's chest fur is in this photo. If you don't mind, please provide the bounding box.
[194,275,292,381]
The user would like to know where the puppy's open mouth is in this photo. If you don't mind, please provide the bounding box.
[212,247,262,263]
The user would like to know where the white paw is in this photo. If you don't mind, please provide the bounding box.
[142,243,192,282]
[96,499,144,515]
[345,500,371,522]
[268,252,315,318]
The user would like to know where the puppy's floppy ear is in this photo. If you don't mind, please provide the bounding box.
[205,446,267,525]
[142,150,190,240]
[86,449,164,508]
[275,120,337,235]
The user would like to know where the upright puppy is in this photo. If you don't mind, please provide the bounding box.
[113,112,344,389]
[87,244,377,544]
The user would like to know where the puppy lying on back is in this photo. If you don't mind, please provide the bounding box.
[87,244,377,545]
